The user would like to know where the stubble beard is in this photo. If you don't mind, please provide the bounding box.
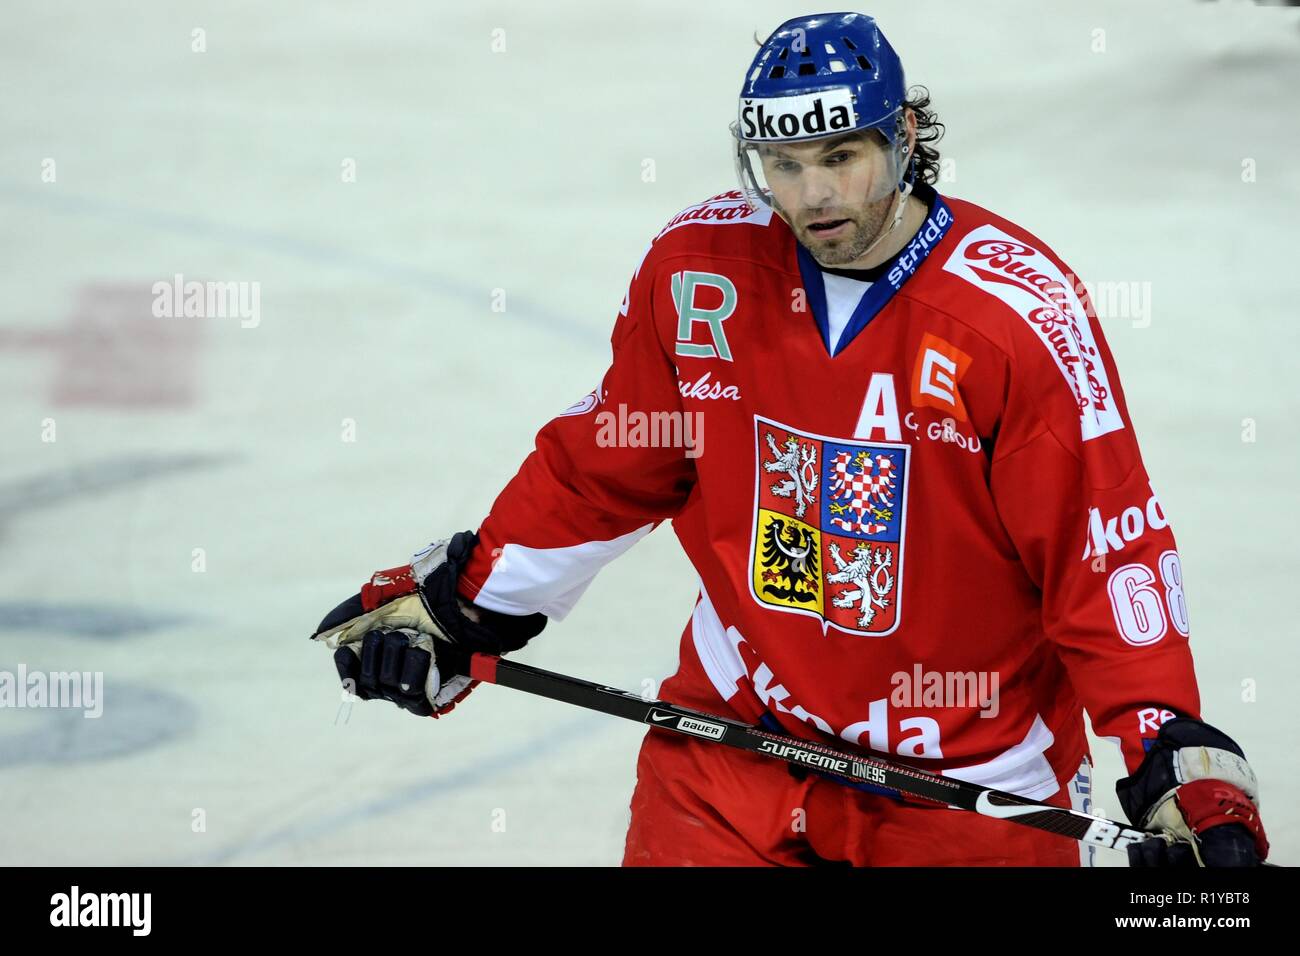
[779,194,894,267]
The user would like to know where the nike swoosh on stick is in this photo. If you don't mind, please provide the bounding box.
[975,790,1051,819]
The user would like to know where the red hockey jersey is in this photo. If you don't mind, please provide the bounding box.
[458,183,1200,800]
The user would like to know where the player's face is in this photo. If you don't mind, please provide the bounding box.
[758,130,898,266]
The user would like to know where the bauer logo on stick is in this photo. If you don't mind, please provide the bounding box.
[647,710,726,740]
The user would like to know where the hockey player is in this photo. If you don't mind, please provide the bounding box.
[312,12,1269,867]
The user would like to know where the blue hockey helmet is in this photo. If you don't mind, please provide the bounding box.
[732,13,911,211]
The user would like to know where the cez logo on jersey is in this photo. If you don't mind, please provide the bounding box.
[911,332,972,421]
[749,415,910,636]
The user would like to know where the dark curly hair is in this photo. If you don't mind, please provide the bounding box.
[904,85,945,185]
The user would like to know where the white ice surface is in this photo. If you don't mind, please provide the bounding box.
[0,0,1297,866]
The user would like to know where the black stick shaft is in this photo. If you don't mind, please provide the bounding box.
[467,652,1152,856]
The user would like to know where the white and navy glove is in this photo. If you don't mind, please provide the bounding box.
[310,531,546,717]
[1117,716,1269,867]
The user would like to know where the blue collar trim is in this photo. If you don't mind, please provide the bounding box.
[795,185,955,357]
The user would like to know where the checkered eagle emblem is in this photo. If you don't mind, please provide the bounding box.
[750,415,910,636]
[828,449,898,536]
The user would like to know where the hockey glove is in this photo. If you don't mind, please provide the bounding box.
[310,531,546,717]
[1117,716,1268,867]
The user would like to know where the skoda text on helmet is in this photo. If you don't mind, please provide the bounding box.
[731,13,913,218]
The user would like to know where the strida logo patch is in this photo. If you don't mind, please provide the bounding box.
[749,415,910,636]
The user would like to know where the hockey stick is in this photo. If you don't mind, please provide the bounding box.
[464,652,1238,861]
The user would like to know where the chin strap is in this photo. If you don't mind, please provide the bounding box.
[858,179,915,260]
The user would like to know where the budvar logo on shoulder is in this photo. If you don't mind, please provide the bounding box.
[738,88,855,140]
[656,190,770,240]
[943,225,1124,442]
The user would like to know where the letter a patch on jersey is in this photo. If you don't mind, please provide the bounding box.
[750,415,910,637]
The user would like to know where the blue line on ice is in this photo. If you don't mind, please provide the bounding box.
[0,602,192,639]
[0,184,603,345]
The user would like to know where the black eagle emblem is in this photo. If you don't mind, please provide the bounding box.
[759,518,819,603]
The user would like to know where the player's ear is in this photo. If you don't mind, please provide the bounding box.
[903,107,918,156]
